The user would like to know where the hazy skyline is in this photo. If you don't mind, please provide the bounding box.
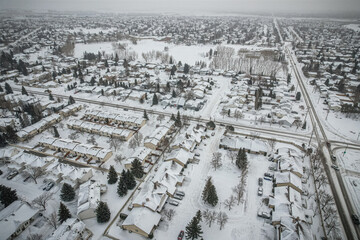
[1,0,360,16]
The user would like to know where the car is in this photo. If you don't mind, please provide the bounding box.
[268,157,275,162]
[264,172,273,178]
[331,165,339,171]
[195,153,200,157]
[168,199,179,206]
[7,170,19,180]
[23,176,30,182]
[258,187,263,196]
[175,190,185,197]
[258,178,263,186]
[178,230,185,240]
[211,132,215,136]
[173,194,183,200]
[0,169,3,175]
[257,211,271,219]
[331,155,336,161]
[43,182,55,191]
[353,180,358,187]
[264,176,272,181]
[352,214,360,225]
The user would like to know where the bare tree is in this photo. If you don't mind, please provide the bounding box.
[234,110,244,120]
[32,192,52,210]
[129,138,137,150]
[114,154,125,165]
[227,150,236,164]
[267,138,276,152]
[109,137,122,151]
[26,233,42,240]
[220,108,228,118]
[87,135,97,146]
[233,171,248,205]
[25,167,45,184]
[68,131,79,140]
[211,152,222,171]
[163,209,176,221]
[157,114,165,123]
[182,115,190,126]
[132,132,143,147]
[217,212,228,230]
[319,191,335,211]
[224,195,236,211]
[47,211,58,230]
[203,209,217,227]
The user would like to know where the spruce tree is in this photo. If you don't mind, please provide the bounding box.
[195,210,202,223]
[58,202,71,223]
[152,93,158,105]
[49,93,54,100]
[143,110,149,120]
[107,165,118,184]
[175,111,182,127]
[172,89,176,98]
[125,170,136,190]
[96,201,111,223]
[68,96,75,105]
[131,159,145,179]
[0,85,3,92]
[21,86,28,95]
[207,185,218,207]
[202,177,213,202]
[117,178,128,197]
[302,121,307,130]
[171,114,176,121]
[60,183,75,202]
[0,185,18,207]
[53,126,60,137]
[5,126,18,143]
[5,82,13,94]
[236,148,248,171]
[185,216,203,240]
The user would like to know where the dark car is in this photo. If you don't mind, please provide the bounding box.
[352,214,360,225]
[7,170,18,180]
[43,182,55,191]
[258,178,263,186]
[178,230,185,240]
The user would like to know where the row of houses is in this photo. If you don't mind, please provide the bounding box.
[38,136,113,163]
[84,109,146,129]
[219,135,268,155]
[67,119,134,141]
[16,104,82,141]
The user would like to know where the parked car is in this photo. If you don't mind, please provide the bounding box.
[168,199,179,206]
[258,187,263,196]
[331,165,339,171]
[211,132,215,136]
[43,182,55,191]
[7,170,19,180]
[258,178,263,186]
[0,169,3,175]
[264,172,273,178]
[175,190,185,197]
[195,153,200,157]
[23,176,30,182]
[257,211,271,219]
[178,230,185,240]
[331,155,336,161]
[173,194,183,200]
[353,180,357,187]
[352,214,360,225]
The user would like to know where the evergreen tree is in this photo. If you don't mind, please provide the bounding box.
[172,89,176,98]
[53,126,60,137]
[236,148,248,171]
[185,215,203,240]
[296,92,301,101]
[68,96,75,105]
[49,93,54,101]
[171,114,176,121]
[125,170,136,190]
[107,165,118,184]
[5,126,18,143]
[184,63,190,74]
[143,110,149,120]
[131,159,145,179]
[152,93,158,105]
[0,185,18,207]
[175,111,182,127]
[207,185,218,206]
[0,134,7,147]
[202,177,213,202]
[5,82,13,94]
[117,178,128,197]
[58,202,71,224]
[60,183,75,202]
[96,201,111,223]
[0,85,3,92]
[170,65,177,76]
[302,121,307,130]
[21,86,28,95]
[195,210,202,223]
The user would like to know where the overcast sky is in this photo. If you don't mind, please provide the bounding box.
[0,0,360,15]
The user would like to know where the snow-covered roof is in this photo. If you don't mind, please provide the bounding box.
[0,201,39,240]
[132,181,168,212]
[275,172,302,193]
[166,148,194,166]
[48,218,86,240]
[122,207,162,235]
[77,180,101,216]
[220,136,268,153]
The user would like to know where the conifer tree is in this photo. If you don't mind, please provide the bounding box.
[53,126,60,138]
[21,86,28,95]
[107,165,118,184]
[172,89,176,98]
[207,185,218,206]
[5,126,18,143]
[58,202,71,224]
[171,114,176,121]
[125,170,136,190]
[152,93,158,105]
[195,210,202,223]
[131,159,145,179]
[117,178,128,197]
[236,148,248,171]
[49,93,54,100]
[0,185,18,207]
[175,111,182,127]
[5,82,13,94]
[202,177,213,202]
[143,110,149,120]
[0,85,3,92]
[68,95,75,105]
[96,201,111,223]
[185,215,203,240]
[60,183,75,202]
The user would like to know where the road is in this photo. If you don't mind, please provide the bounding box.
[284,42,360,239]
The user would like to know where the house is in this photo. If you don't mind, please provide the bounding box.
[219,136,268,155]
[125,147,152,170]
[77,180,102,220]
[165,148,194,167]
[48,218,91,240]
[122,207,162,238]
[0,200,40,240]
[144,123,172,150]
[0,147,20,162]
[274,172,303,194]
[58,103,82,117]
[131,181,168,213]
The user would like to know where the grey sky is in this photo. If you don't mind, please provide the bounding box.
[0,0,360,15]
